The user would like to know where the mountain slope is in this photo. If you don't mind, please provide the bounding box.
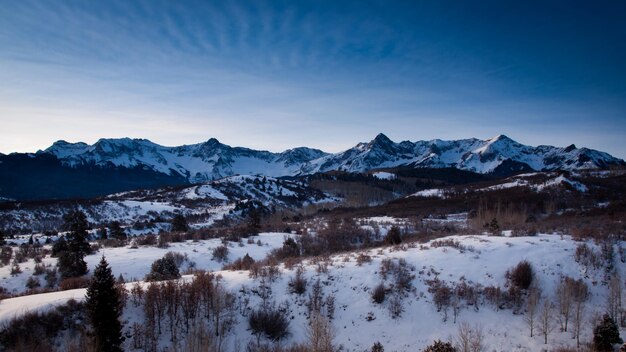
[0,134,623,201]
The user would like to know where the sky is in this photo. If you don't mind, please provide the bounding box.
[1,0,625,157]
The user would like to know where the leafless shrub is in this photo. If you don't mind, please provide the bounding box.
[388,293,404,319]
[212,245,229,262]
[59,277,90,290]
[289,266,307,295]
[224,253,255,271]
[372,283,386,304]
[574,243,602,272]
[427,278,452,321]
[356,252,372,266]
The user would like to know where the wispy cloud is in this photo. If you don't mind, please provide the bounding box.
[0,0,624,158]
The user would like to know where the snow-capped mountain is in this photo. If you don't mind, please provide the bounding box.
[41,134,624,180]
[300,133,625,174]
[1,134,622,201]
[42,138,328,183]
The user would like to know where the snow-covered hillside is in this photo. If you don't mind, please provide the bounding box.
[1,232,624,351]
[0,175,336,233]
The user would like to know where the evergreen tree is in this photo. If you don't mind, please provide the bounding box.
[109,221,126,240]
[247,208,262,236]
[86,256,123,352]
[594,314,623,351]
[58,210,91,278]
[171,214,188,232]
[145,254,180,281]
[0,229,5,245]
[384,226,402,245]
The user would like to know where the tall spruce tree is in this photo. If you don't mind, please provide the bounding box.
[594,314,623,351]
[58,210,91,278]
[86,256,123,352]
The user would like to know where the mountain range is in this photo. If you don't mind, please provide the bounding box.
[0,134,623,201]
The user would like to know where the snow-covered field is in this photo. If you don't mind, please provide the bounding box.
[0,233,294,294]
[1,232,623,351]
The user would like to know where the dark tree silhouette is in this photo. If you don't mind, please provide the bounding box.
[109,221,126,240]
[384,226,402,245]
[58,210,91,278]
[86,256,123,352]
[145,254,180,281]
[594,314,623,351]
[423,340,457,352]
[171,214,188,232]
[247,209,262,236]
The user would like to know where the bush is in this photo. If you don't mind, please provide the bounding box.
[100,238,125,248]
[371,342,384,352]
[158,233,171,248]
[145,254,181,281]
[356,253,372,266]
[1,246,12,265]
[0,299,85,350]
[372,283,386,304]
[165,251,187,267]
[248,306,290,342]
[33,263,46,276]
[59,277,90,290]
[212,245,229,262]
[137,234,157,246]
[25,276,40,290]
[225,253,255,271]
[10,263,21,275]
[45,268,58,288]
[288,267,307,295]
[506,260,533,290]
[423,340,457,352]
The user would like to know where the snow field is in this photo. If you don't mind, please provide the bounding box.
[1,232,623,351]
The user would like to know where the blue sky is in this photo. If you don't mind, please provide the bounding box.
[1,0,625,157]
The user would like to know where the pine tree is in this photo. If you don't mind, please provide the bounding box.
[594,314,623,351]
[86,256,124,352]
[109,221,126,240]
[58,210,91,278]
[384,226,402,245]
[246,208,262,236]
[171,214,188,232]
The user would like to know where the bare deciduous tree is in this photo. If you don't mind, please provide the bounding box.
[607,273,623,324]
[455,321,486,352]
[556,278,573,332]
[524,286,541,337]
[307,312,335,352]
[539,299,555,344]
